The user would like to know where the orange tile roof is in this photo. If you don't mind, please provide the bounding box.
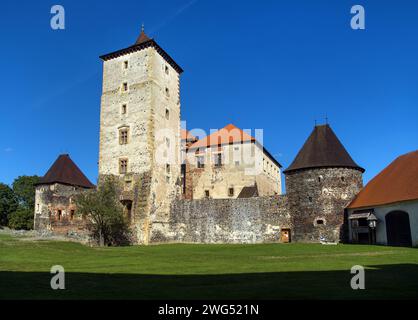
[348,150,418,209]
[188,124,255,149]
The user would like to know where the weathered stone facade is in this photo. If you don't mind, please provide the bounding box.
[285,168,363,242]
[184,141,281,200]
[158,195,291,243]
[34,183,89,238]
[98,35,182,244]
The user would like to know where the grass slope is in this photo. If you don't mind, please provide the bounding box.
[0,234,417,299]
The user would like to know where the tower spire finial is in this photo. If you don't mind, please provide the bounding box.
[141,23,145,33]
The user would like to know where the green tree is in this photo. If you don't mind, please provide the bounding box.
[8,207,33,230]
[75,179,131,246]
[12,175,40,209]
[0,183,18,226]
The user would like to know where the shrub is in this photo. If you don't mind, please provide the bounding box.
[75,178,131,246]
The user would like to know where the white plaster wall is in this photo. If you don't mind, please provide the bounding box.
[348,199,418,246]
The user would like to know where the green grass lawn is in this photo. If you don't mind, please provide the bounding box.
[0,233,417,299]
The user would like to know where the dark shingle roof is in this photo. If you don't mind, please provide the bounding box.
[37,154,95,188]
[237,185,259,198]
[99,29,183,74]
[284,124,364,174]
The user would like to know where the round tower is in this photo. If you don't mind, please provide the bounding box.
[283,124,364,243]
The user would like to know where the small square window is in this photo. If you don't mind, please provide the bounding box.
[228,188,234,197]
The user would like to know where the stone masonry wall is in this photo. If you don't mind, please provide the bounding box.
[157,195,291,243]
[34,183,89,239]
[286,168,363,243]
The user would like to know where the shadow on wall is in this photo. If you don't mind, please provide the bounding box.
[1,264,418,299]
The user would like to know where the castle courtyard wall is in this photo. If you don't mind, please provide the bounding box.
[151,195,291,243]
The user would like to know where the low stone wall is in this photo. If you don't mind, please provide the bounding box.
[157,195,291,244]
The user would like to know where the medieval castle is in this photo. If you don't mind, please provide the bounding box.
[33,28,365,245]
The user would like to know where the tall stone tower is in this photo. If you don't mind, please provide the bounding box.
[283,124,364,242]
[98,28,183,244]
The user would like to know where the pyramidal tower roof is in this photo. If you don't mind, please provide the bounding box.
[284,124,364,174]
[135,25,151,45]
[37,154,95,188]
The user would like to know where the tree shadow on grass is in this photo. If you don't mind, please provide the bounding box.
[1,264,417,300]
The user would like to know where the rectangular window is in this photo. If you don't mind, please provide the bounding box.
[119,159,128,174]
[70,210,75,221]
[165,87,170,97]
[122,82,128,91]
[124,61,128,69]
[205,190,210,198]
[166,137,170,148]
[165,65,169,75]
[166,164,171,174]
[214,153,223,167]
[165,108,170,120]
[57,210,62,221]
[197,156,205,168]
[119,129,128,145]
[228,187,234,197]
[121,104,127,114]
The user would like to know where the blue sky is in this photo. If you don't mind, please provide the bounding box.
[1,0,417,189]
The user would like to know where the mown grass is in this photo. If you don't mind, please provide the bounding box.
[0,233,417,299]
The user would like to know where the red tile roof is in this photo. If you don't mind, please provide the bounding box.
[348,150,418,209]
[37,154,95,189]
[181,129,197,142]
[187,124,282,168]
[188,124,255,149]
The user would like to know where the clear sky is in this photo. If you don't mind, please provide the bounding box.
[1,0,417,189]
